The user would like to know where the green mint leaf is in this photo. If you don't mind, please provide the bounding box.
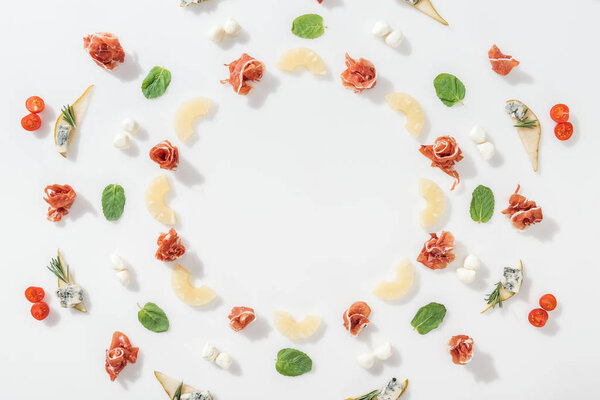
[101,184,125,221]
[142,66,172,99]
[433,73,466,107]
[411,302,446,334]
[275,348,312,376]
[137,302,169,333]
[470,185,495,223]
[291,14,325,39]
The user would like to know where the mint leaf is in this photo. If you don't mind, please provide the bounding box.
[275,348,312,376]
[470,185,495,223]
[433,73,465,107]
[101,184,125,221]
[138,302,169,332]
[142,66,171,99]
[291,14,325,39]
[411,302,446,334]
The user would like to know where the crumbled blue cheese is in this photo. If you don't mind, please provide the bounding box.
[56,123,71,151]
[505,101,528,121]
[379,378,407,400]
[402,0,420,4]
[180,392,212,400]
[502,266,523,293]
[56,284,84,308]
[180,0,206,6]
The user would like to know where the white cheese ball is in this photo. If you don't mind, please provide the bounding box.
[116,270,131,286]
[470,124,487,144]
[385,30,403,48]
[463,254,481,271]
[356,353,376,369]
[372,21,391,37]
[110,254,127,271]
[215,352,233,370]
[223,18,242,36]
[112,133,130,149]
[372,342,393,360]
[121,118,139,135]
[208,25,225,42]
[201,343,219,362]
[457,268,477,284]
[477,142,496,161]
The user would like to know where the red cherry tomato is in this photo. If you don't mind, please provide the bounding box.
[550,104,569,123]
[25,286,45,303]
[31,302,50,320]
[25,96,45,113]
[539,294,557,311]
[554,122,573,141]
[21,113,42,131]
[528,308,549,327]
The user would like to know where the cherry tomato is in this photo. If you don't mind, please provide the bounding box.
[25,286,45,303]
[31,302,50,321]
[550,104,569,123]
[539,294,557,311]
[21,113,42,131]
[528,308,549,327]
[25,96,45,113]
[554,122,573,141]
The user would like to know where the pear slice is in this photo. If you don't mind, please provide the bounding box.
[384,92,425,138]
[273,311,322,341]
[373,259,415,301]
[403,0,448,26]
[277,47,326,75]
[54,85,94,158]
[506,99,541,172]
[57,249,87,313]
[171,265,216,306]
[482,260,523,313]
[174,97,212,142]
[145,175,177,225]
[345,378,409,400]
[154,371,199,398]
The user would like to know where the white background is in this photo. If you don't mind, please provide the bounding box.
[1,0,599,399]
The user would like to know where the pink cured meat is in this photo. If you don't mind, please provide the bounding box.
[83,33,125,70]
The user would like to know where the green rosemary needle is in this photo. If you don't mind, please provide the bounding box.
[485,281,504,310]
[61,104,77,128]
[513,119,538,129]
[47,257,70,284]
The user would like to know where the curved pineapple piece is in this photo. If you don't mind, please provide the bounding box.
[373,259,415,301]
[419,178,445,228]
[145,175,177,225]
[384,92,425,137]
[277,47,326,76]
[174,97,212,142]
[273,311,322,340]
[171,265,216,306]
[403,0,448,25]
[54,85,94,157]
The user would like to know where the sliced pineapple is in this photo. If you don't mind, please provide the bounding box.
[174,97,212,142]
[145,175,177,225]
[54,85,94,158]
[384,92,425,137]
[171,264,216,306]
[373,259,415,301]
[273,311,322,341]
[154,371,199,398]
[419,178,445,228]
[276,47,326,75]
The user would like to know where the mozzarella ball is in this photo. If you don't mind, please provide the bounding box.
[215,352,233,370]
[373,342,393,360]
[208,25,225,42]
[115,270,131,286]
[372,21,391,37]
[112,133,130,149]
[463,254,481,271]
[110,254,127,271]
[121,118,139,135]
[385,30,403,48]
[201,343,219,362]
[223,18,242,36]
[356,352,376,369]
[477,142,496,161]
[457,268,477,284]
[470,124,487,144]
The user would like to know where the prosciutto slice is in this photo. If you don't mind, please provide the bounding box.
[43,184,76,222]
[340,53,377,93]
[417,231,456,270]
[228,306,256,331]
[448,335,474,365]
[149,140,179,170]
[342,301,372,336]
[83,33,125,71]
[105,331,138,381]
[419,136,463,190]
[502,185,543,230]
[221,53,265,95]
[155,228,186,261]
[488,44,519,76]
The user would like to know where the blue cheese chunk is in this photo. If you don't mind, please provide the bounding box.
[180,392,212,400]
[505,101,528,121]
[55,123,71,152]
[502,266,523,293]
[180,0,206,6]
[379,378,407,400]
[56,284,84,308]
[402,0,420,4]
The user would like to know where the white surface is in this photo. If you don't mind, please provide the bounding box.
[1,0,599,399]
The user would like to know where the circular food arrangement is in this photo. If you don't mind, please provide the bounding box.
[12,0,583,399]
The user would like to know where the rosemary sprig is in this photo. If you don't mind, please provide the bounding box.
[47,257,70,284]
[513,119,538,129]
[484,281,503,310]
[61,104,77,128]
[355,390,381,400]
[172,382,183,400]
